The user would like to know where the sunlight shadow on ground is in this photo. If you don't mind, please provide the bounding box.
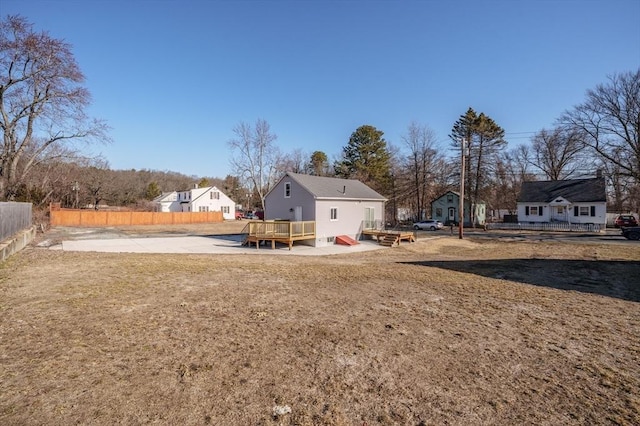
[401,259,640,303]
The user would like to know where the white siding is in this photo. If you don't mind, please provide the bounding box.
[155,187,236,219]
[517,203,550,222]
[264,174,386,247]
[314,199,385,247]
[265,179,315,221]
[189,187,236,220]
[517,202,606,226]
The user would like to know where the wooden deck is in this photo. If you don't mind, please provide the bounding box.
[244,221,316,250]
[362,229,416,247]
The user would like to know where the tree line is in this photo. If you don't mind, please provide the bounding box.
[229,66,639,223]
[2,15,639,221]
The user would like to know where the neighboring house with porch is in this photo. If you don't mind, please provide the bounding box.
[516,177,606,226]
[431,191,486,226]
[153,185,236,220]
[264,172,387,247]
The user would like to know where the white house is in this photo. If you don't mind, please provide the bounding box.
[516,177,607,226]
[264,172,387,247]
[153,185,236,220]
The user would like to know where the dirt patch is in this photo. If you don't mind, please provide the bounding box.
[1,227,639,425]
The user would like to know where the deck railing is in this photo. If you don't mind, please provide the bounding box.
[248,220,316,238]
[362,219,385,231]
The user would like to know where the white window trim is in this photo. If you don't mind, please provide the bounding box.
[330,207,338,221]
[284,182,291,198]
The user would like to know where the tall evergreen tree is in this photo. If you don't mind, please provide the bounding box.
[308,151,330,176]
[450,108,506,225]
[335,125,392,195]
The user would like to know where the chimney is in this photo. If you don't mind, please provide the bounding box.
[596,169,602,179]
[194,183,199,189]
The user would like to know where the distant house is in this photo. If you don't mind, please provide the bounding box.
[516,177,606,226]
[264,172,387,247]
[431,191,486,226]
[153,185,236,220]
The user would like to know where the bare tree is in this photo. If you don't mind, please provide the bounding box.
[509,144,538,182]
[228,119,280,211]
[276,148,307,174]
[560,69,640,183]
[0,15,109,200]
[529,127,588,180]
[488,147,535,217]
[400,121,441,220]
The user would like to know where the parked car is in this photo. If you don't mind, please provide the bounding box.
[235,211,244,220]
[413,219,444,231]
[614,215,638,228]
[621,226,640,240]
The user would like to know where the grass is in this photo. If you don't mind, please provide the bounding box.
[1,232,639,425]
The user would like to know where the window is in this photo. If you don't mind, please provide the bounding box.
[435,207,442,217]
[527,206,543,216]
[330,207,338,221]
[447,194,453,203]
[198,206,209,212]
[222,206,230,214]
[211,191,220,200]
[579,206,589,216]
[284,182,291,198]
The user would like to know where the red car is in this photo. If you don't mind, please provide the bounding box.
[614,215,638,228]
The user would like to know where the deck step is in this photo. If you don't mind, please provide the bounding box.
[380,234,399,247]
[335,235,359,246]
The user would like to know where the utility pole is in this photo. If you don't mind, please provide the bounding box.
[459,138,466,239]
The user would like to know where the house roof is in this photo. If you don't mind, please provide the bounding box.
[153,191,176,202]
[433,190,460,200]
[517,178,606,203]
[282,172,387,201]
[431,190,486,205]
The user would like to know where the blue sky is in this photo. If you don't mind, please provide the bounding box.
[3,0,639,178]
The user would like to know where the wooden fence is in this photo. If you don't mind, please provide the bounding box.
[0,202,33,241]
[49,204,223,227]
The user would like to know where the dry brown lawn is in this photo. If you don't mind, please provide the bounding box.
[1,223,639,425]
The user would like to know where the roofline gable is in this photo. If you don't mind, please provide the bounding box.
[267,172,387,201]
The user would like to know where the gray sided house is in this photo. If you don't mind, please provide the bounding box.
[516,178,606,226]
[431,191,486,226]
[264,172,387,247]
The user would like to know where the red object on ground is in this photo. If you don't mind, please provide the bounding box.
[335,235,359,246]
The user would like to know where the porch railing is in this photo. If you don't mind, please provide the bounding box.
[486,222,603,232]
[362,219,385,231]
[247,220,315,238]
